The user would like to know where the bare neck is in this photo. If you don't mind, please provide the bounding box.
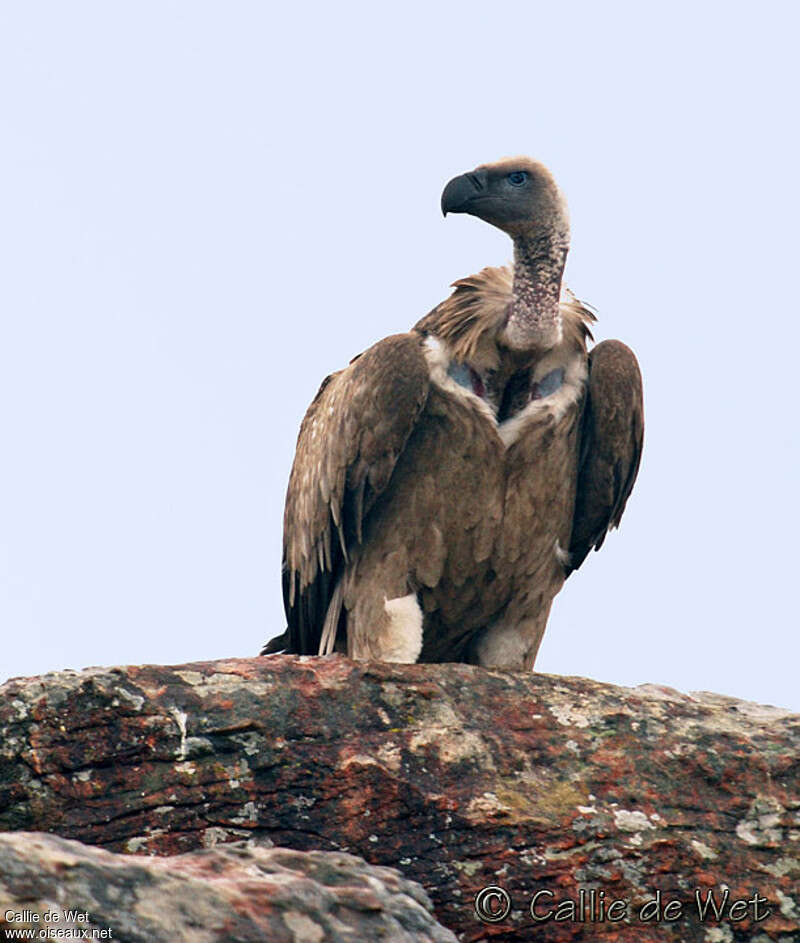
[504,232,569,351]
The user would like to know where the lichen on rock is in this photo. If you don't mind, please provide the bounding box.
[1,654,799,941]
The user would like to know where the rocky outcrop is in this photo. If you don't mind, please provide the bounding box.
[0,832,455,942]
[1,655,799,941]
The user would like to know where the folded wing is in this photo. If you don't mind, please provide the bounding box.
[263,334,430,655]
[567,340,644,574]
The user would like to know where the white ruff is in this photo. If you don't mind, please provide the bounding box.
[423,336,496,424]
[424,334,587,450]
[497,355,586,447]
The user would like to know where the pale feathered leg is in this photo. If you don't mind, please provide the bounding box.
[467,604,552,670]
[347,591,423,663]
[344,549,424,664]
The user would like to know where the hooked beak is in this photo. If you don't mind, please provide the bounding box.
[441,169,489,216]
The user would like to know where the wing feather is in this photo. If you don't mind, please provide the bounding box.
[566,340,644,574]
[262,334,430,655]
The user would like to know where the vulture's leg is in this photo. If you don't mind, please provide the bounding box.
[466,605,553,670]
[345,564,423,663]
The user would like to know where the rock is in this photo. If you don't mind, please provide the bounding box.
[0,831,456,941]
[1,654,799,941]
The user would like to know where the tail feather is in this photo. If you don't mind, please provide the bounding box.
[318,578,344,656]
[259,630,288,655]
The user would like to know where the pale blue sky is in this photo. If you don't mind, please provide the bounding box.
[1,3,798,709]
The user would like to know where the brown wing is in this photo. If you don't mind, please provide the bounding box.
[262,333,430,655]
[566,340,644,575]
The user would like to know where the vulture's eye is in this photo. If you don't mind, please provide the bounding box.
[507,171,528,187]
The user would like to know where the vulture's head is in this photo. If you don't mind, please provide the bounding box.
[441,157,569,243]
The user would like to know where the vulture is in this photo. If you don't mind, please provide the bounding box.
[262,157,643,670]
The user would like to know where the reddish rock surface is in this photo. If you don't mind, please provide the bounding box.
[0,831,456,942]
[1,655,799,941]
